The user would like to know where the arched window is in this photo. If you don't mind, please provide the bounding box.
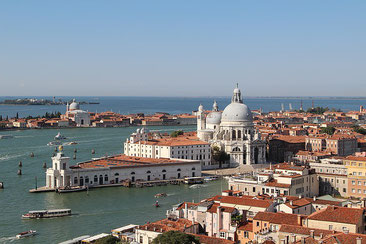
[104,174,108,182]
[177,168,181,171]
[147,171,151,174]
[233,147,241,152]
[94,175,98,182]
[238,130,241,139]
[74,177,78,184]
[232,130,236,139]
[192,167,196,170]
[85,176,89,184]
[131,172,135,175]
[162,169,166,173]
[114,173,119,176]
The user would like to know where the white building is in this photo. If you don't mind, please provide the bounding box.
[46,149,201,189]
[124,128,213,169]
[63,99,90,127]
[197,85,267,167]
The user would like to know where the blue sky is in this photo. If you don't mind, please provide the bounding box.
[0,1,365,96]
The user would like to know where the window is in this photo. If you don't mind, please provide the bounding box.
[74,177,78,184]
[359,189,362,194]
[94,175,98,182]
[244,231,249,238]
[352,189,356,193]
[352,181,356,185]
[85,176,89,184]
[220,232,225,238]
[104,174,108,182]
[256,221,259,227]
[329,225,333,230]
[359,181,362,185]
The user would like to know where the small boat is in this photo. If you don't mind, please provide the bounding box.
[154,193,167,198]
[54,132,67,140]
[16,230,37,239]
[56,186,86,193]
[204,176,219,182]
[22,209,71,219]
[155,201,160,207]
[0,135,13,139]
[184,177,204,184]
[47,141,62,146]
[67,141,78,145]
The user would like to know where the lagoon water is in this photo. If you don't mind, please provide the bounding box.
[0,125,227,243]
[1,96,366,118]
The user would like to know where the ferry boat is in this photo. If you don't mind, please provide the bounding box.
[0,135,13,139]
[55,132,67,140]
[22,209,71,219]
[16,230,37,239]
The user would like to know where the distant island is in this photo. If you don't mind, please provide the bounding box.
[0,98,99,106]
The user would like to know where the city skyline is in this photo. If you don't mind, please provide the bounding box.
[1,1,365,97]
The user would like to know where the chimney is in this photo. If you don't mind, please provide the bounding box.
[313,196,316,201]
[357,237,362,244]
[290,200,293,206]
[310,230,315,238]
[291,234,297,243]
[184,203,188,218]
[301,237,305,244]
[297,215,303,226]
[320,233,323,239]
[153,227,156,231]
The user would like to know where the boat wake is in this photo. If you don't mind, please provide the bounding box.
[0,153,26,162]
[0,236,17,243]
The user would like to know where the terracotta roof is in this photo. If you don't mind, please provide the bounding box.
[321,233,366,244]
[264,180,291,188]
[284,198,312,209]
[207,203,236,214]
[279,224,335,237]
[238,222,253,232]
[212,195,273,208]
[307,206,364,225]
[72,154,197,169]
[138,218,197,233]
[253,212,302,226]
[345,156,366,162]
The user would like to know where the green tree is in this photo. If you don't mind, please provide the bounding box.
[94,235,126,244]
[212,146,230,168]
[320,126,336,135]
[307,107,329,115]
[171,130,184,137]
[16,112,19,119]
[352,125,366,135]
[152,231,200,244]
[0,115,2,121]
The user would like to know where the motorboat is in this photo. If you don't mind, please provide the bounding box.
[204,176,219,182]
[16,230,37,239]
[54,132,67,140]
[56,186,86,193]
[183,177,204,184]
[154,201,160,207]
[0,135,13,139]
[67,141,78,145]
[47,141,62,146]
[22,209,71,219]
[154,193,167,198]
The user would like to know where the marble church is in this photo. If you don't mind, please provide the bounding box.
[197,85,266,167]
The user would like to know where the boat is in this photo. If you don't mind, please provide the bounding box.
[16,230,37,239]
[22,209,71,219]
[67,141,78,145]
[47,141,62,146]
[154,201,160,207]
[204,176,219,182]
[154,193,167,198]
[0,135,13,139]
[183,177,204,184]
[56,186,86,193]
[54,132,67,140]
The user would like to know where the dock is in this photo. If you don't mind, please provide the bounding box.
[29,179,186,193]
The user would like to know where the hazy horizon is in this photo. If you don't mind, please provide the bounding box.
[1,1,365,97]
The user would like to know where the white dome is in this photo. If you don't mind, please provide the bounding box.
[206,111,222,124]
[221,102,253,122]
[69,100,80,110]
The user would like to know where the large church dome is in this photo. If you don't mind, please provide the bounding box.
[221,85,253,123]
[69,99,80,110]
[221,103,252,122]
[207,111,222,124]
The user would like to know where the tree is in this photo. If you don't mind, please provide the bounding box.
[352,125,366,135]
[0,115,2,121]
[320,126,336,135]
[307,107,329,115]
[212,146,230,168]
[94,235,125,244]
[171,130,184,137]
[16,112,19,119]
[152,231,200,244]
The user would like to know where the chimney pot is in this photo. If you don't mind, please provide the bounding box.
[356,237,362,244]
[310,230,315,238]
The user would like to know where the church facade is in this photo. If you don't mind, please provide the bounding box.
[197,85,267,167]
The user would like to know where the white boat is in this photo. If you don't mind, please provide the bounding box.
[0,135,13,139]
[204,176,219,182]
[22,209,71,219]
[183,177,204,184]
[47,141,62,146]
[55,132,67,140]
[16,230,37,239]
[56,186,86,193]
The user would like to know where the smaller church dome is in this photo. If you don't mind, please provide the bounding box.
[69,99,80,110]
[221,103,253,123]
[206,111,222,125]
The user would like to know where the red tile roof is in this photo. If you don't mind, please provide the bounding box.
[253,212,302,226]
[307,206,365,225]
[212,195,273,208]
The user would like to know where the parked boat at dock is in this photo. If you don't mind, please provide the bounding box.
[16,230,37,239]
[56,186,86,193]
[22,209,71,219]
[184,176,204,184]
